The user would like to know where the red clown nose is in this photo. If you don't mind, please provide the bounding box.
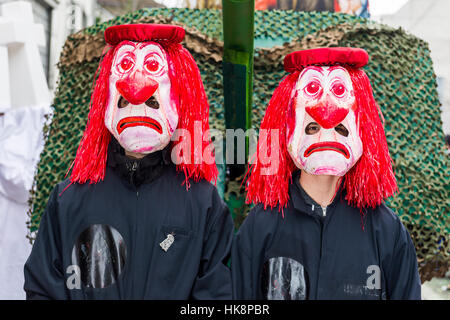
[306,103,350,129]
[116,70,159,105]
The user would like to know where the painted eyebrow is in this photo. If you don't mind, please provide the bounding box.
[139,43,166,57]
[138,42,163,50]
[116,41,162,53]
[114,48,136,63]
[305,66,324,74]
[114,42,137,59]
[117,40,137,49]
[144,51,163,61]
[327,66,346,74]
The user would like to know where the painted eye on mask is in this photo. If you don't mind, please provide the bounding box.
[117,56,134,74]
[305,122,321,135]
[144,57,164,76]
[304,81,322,97]
[331,81,347,98]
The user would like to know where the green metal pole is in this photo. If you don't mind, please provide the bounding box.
[222,0,254,137]
[222,0,254,227]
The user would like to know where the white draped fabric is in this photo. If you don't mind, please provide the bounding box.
[0,105,51,299]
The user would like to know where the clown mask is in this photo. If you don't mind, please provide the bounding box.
[104,41,179,154]
[287,66,363,176]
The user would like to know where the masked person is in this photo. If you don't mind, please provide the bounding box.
[24,24,233,300]
[232,47,421,300]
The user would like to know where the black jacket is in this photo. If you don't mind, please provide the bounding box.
[24,140,233,299]
[232,170,421,300]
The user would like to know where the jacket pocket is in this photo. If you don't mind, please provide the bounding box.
[156,225,193,283]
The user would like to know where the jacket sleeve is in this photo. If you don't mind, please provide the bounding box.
[385,220,422,300]
[190,188,234,300]
[24,186,68,300]
[231,210,255,300]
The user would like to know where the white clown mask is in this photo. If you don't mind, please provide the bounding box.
[287,66,363,176]
[104,41,179,154]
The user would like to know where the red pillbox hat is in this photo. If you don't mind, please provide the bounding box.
[284,47,369,73]
[105,24,185,46]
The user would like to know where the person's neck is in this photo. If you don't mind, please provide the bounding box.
[299,170,341,207]
[125,150,146,159]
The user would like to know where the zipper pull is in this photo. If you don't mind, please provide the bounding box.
[127,160,138,186]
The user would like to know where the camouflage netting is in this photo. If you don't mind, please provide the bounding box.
[28,8,449,282]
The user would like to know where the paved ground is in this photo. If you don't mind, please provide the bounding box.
[422,277,450,300]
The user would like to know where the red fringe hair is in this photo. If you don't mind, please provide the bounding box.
[245,73,298,209]
[246,68,397,211]
[69,41,217,187]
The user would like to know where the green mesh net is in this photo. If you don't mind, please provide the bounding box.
[28,8,449,282]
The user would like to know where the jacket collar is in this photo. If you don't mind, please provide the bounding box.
[289,170,344,217]
[106,138,172,188]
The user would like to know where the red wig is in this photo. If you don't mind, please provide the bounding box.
[69,25,217,187]
[246,48,397,211]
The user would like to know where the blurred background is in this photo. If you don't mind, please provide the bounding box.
[0,0,448,300]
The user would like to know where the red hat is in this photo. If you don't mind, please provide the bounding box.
[284,47,369,73]
[104,24,185,46]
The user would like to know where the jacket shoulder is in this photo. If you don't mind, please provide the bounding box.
[370,203,405,231]
[53,177,96,202]
[369,203,413,249]
[240,202,283,233]
[168,166,217,196]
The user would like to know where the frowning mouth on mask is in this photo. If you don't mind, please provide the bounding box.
[303,141,350,159]
[117,116,163,135]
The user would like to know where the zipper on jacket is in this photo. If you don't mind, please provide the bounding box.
[315,217,325,299]
[127,160,139,196]
[131,160,139,296]
[321,206,327,217]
